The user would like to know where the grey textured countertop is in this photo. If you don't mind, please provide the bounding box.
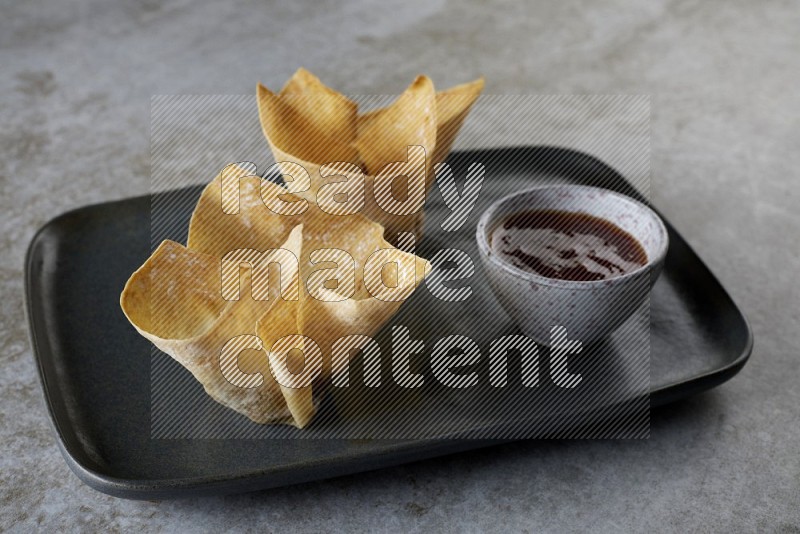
[2,0,799,531]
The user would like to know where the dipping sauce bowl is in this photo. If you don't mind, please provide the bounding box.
[476,185,669,345]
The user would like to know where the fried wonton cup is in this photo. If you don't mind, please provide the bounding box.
[121,166,430,428]
[257,69,483,244]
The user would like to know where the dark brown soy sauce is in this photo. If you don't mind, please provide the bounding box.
[490,209,647,281]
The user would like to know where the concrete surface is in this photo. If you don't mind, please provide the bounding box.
[1,0,799,531]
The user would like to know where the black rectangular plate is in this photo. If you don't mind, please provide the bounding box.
[26,147,752,499]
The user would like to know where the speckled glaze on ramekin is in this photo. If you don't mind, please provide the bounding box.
[476,185,669,345]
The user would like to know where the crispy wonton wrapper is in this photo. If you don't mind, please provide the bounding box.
[257,69,483,244]
[120,231,302,426]
[121,166,430,428]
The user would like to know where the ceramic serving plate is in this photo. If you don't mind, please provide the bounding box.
[25,146,752,499]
